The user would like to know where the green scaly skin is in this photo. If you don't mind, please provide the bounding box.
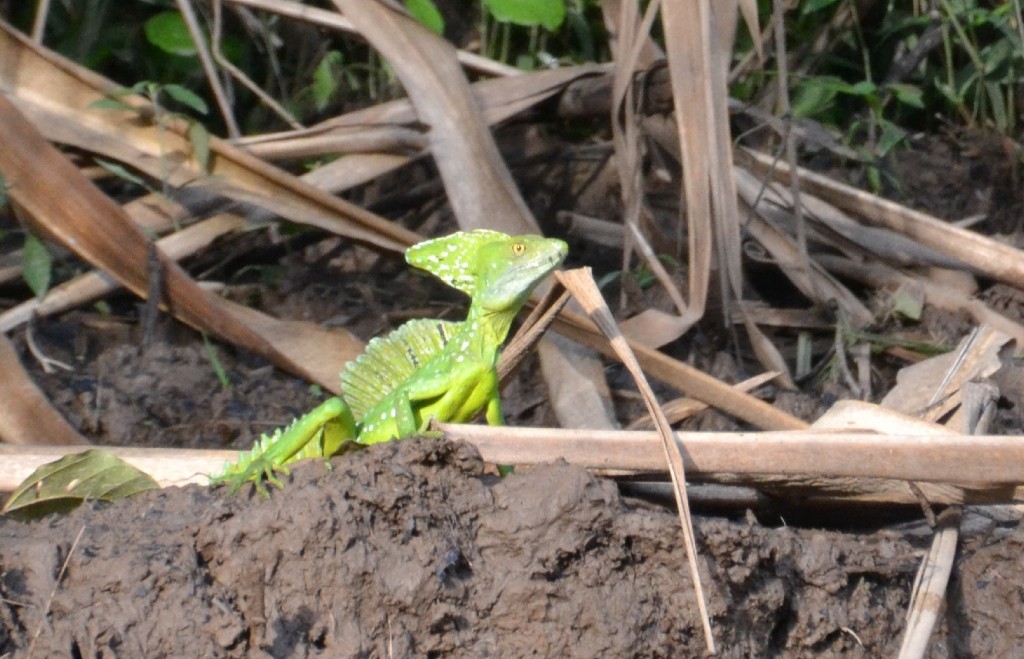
[210,230,568,496]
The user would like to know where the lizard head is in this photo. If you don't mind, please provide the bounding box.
[474,233,568,312]
[407,230,567,311]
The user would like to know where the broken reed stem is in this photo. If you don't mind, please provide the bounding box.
[554,268,715,654]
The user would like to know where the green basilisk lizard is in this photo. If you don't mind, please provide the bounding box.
[211,230,568,495]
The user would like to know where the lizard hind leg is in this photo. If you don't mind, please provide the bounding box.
[210,397,356,497]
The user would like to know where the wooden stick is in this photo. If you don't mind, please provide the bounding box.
[4,426,1024,492]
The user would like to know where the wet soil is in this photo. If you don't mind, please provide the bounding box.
[5,437,1020,658]
[3,131,1024,656]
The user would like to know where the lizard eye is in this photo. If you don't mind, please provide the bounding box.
[511,242,526,255]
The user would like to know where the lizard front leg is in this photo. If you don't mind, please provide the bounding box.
[210,396,357,497]
[357,362,491,445]
[482,369,504,426]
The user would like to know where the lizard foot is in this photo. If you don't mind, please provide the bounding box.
[210,460,291,499]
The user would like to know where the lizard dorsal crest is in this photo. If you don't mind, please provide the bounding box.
[405,229,508,296]
[340,318,458,421]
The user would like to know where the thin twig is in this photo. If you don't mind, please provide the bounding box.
[212,0,303,130]
[175,0,242,138]
[30,0,52,42]
[26,524,86,658]
[24,316,73,374]
[6,426,1024,498]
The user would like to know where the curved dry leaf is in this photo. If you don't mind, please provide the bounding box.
[2,449,158,519]
[881,326,1011,420]
[0,334,87,447]
[0,95,361,392]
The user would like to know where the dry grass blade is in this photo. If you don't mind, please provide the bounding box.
[629,371,781,429]
[659,1,712,326]
[0,334,88,446]
[554,308,808,431]
[0,95,363,393]
[246,63,606,187]
[333,0,536,235]
[225,0,522,78]
[898,508,960,659]
[175,0,240,138]
[608,0,696,344]
[735,168,875,327]
[555,267,714,654]
[661,0,745,313]
[740,147,1024,290]
[819,255,1024,348]
[645,2,790,379]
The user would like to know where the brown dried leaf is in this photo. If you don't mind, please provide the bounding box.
[880,326,1011,420]
[332,0,536,234]
[0,95,361,393]
[0,334,87,446]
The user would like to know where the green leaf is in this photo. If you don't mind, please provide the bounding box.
[163,83,208,115]
[846,80,877,97]
[866,165,881,193]
[888,83,924,109]
[3,450,159,520]
[800,0,841,14]
[144,11,197,57]
[22,233,52,299]
[515,53,536,70]
[891,284,924,321]
[128,80,157,96]
[88,97,134,112]
[202,334,232,391]
[94,159,150,189]
[985,80,1008,132]
[933,79,963,105]
[792,79,839,118]
[312,51,344,112]
[484,0,566,30]
[877,119,908,156]
[405,0,444,34]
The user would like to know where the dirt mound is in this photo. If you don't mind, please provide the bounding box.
[1,438,1019,657]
